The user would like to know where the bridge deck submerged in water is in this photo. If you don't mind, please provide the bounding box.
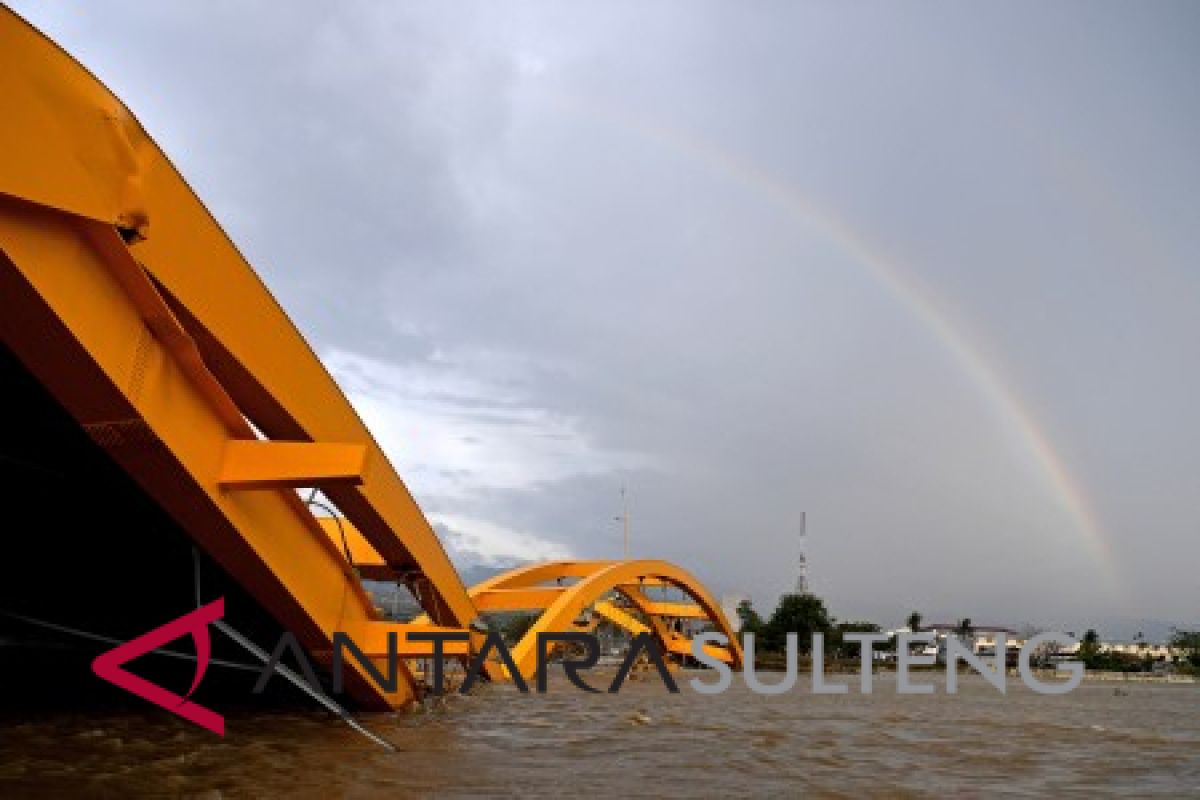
[0,6,741,710]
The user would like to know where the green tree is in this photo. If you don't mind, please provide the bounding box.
[833,620,882,658]
[1169,629,1200,667]
[1078,628,1102,666]
[903,611,924,653]
[735,599,765,637]
[957,617,974,641]
[500,612,538,646]
[763,593,833,653]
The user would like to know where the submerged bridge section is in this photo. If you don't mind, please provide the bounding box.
[0,7,739,710]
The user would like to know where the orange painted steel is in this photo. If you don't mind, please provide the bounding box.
[218,442,369,491]
[0,6,739,709]
[458,560,744,681]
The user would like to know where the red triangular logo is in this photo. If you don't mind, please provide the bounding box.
[91,598,225,735]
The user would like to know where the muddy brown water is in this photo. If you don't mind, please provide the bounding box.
[1,672,1197,797]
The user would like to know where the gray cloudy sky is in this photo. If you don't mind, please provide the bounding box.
[15,1,1199,627]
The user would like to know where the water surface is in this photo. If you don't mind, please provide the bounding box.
[2,672,1197,797]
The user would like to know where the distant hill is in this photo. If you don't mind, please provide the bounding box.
[1057,617,1198,644]
[456,562,516,589]
[362,561,531,621]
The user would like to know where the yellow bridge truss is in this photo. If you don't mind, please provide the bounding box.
[0,7,741,709]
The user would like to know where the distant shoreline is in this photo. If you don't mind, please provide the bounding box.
[1074,670,1196,684]
[718,658,1199,685]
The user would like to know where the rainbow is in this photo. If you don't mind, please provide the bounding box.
[550,92,1120,589]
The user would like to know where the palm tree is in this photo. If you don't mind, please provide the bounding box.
[907,611,923,633]
[957,617,974,642]
[1080,628,1101,660]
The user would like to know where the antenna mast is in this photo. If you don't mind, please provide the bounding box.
[614,484,630,560]
[794,511,809,595]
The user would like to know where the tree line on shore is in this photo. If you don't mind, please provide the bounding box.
[734,593,1200,674]
[734,593,880,658]
[1074,627,1200,674]
[480,592,1200,675]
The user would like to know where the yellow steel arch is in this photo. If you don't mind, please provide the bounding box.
[0,6,482,709]
[466,560,744,681]
[0,6,741,711]
[0,6,475,630]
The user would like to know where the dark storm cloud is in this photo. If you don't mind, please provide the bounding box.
[15,1,1198,627]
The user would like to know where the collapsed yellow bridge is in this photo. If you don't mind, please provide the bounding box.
[0,8,741,710]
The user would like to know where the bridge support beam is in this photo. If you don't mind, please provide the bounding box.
[219,441,367,490]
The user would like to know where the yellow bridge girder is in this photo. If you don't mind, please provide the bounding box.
[444,559,743,679]
[0,7,481,709]
[0,6,739,709]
